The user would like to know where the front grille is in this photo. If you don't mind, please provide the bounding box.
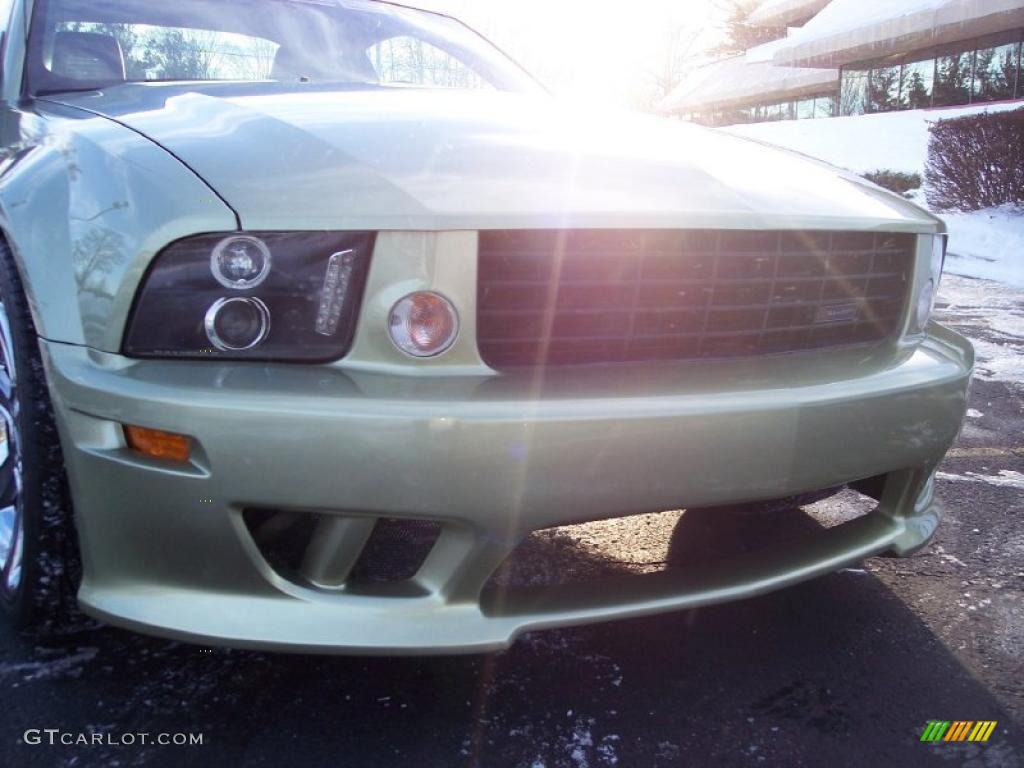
[477,230,914,368]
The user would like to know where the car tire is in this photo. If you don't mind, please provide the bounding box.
[0,238,81,634]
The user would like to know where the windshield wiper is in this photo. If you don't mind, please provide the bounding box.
[34,85,112,97]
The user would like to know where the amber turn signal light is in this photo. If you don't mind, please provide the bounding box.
[124,425,192,463]
[388,291,459,358]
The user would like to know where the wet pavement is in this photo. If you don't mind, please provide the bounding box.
[1,275,1022,768]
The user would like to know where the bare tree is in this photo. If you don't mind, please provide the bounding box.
[234,37,279,81]
[640,22,708,112]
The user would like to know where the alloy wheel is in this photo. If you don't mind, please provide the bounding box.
[0,298,23,595]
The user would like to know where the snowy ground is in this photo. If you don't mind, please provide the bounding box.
[725,102,1021,177]
[937,274,1024,390]
[941,205,1024,288]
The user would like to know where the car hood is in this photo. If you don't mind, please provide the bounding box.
[46,83,940,233]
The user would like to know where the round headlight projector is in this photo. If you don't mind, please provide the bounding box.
[211,235,272,289]
[205,297,271,352]
[388,291,459,358]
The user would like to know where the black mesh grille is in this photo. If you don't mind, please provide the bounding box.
[477,230,914,368]
[348,519,442,584]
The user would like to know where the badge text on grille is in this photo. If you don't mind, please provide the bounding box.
[814,302,861,325]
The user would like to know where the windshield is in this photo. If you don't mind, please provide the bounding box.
[26,0,540,96]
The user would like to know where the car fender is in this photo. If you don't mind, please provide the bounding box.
[0,103,237,350]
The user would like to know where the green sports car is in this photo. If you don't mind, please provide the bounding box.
[0,0,972,653]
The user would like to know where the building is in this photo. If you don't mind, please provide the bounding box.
[747,0,830,28]
[660,0,837,125]
[659,37,838,125]
[662,0,1024,125]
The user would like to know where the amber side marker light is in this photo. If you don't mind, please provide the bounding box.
[124,425,193,463]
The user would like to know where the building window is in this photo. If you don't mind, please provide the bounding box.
[934,49,974,106]
[840,67,870,115]
[713,94,835,124]
[900,57,935,109]
[973,40,1020,101]
[682,30,1023,126]
[719,106,753,124]
[795,97,816,119]
[868,62,902,111]
[835,29,1024,115]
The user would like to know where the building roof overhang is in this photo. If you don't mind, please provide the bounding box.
[773,0,1024,68]
[659,52,837,114]
[749,0,831,28]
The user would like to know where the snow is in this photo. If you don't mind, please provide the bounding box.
[966,335,1024,383]
[774,0,1024,64]
[568,723,594,768]
[724,102,1022,175]
[660,54,835,113]
[750,0,830,27]
[937,276,1024,385]
[745,36,799,64]
[941,206,1024,288]
[0,647,99,683]
[939,273,1024,340]
[786,0,969,41]
[936,470,1024,490]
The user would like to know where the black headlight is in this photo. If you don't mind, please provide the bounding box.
[123,232,375,361]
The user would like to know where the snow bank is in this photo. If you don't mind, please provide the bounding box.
[941,206,1024,288]
[785,0,972,41]
[723,102,1021,175]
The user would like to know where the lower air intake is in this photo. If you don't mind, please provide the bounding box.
[348,519,442,584]
[242,510,441,590]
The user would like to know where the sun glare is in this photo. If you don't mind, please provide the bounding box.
[412,0,725,107]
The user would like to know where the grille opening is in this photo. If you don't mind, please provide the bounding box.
[477,230,914,369]
[242,510,441,590]
[484,486,876,592]
[348,519,442,584]
[243,508,320,581]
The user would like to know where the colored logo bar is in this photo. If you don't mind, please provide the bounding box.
[921,721,997,742]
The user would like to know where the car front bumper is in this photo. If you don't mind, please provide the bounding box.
[41,323,972,654]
